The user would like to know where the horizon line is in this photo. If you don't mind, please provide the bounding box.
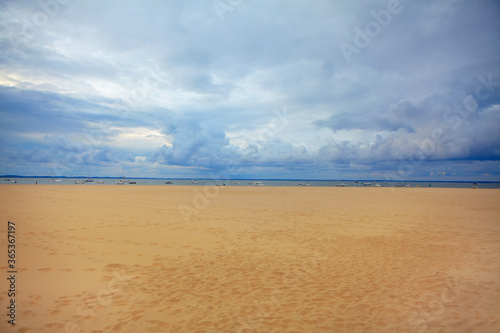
[0,175,494,183]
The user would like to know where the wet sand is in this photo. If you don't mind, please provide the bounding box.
[0,185,499,332]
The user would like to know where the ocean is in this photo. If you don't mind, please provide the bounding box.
[2,178,499,188]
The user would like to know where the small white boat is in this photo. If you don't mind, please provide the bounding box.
[74,180,84,184]
[249,181,265,186]
[117,168,131,185]
[96,180,104,184]
[374,183,382,187]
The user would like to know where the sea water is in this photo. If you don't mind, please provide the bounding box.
[2,178,500,189]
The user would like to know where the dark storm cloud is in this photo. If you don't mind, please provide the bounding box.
[0,0,499,179]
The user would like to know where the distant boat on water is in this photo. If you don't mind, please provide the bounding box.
[117,168,132,184]
[249,181,265,186]
[165,181,173,184]
[374,183,382,187]
[85,169,94,183]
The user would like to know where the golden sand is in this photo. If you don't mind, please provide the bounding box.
[0,185,499,332]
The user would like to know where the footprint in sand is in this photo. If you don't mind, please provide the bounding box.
[22,310,36,317]
[44,323,65,329]
[146,320,168,329]
[107,322,127,331]
[55,299,72,306]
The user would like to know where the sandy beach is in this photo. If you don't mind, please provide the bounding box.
[0,185,499,332]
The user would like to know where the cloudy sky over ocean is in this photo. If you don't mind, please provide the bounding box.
[1,0,499,180]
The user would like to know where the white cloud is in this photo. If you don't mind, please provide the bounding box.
[0,0,499,180]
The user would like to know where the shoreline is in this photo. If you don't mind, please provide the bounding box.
[1,182,497,189]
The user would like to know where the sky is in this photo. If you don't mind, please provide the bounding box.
[0,0,499,180]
